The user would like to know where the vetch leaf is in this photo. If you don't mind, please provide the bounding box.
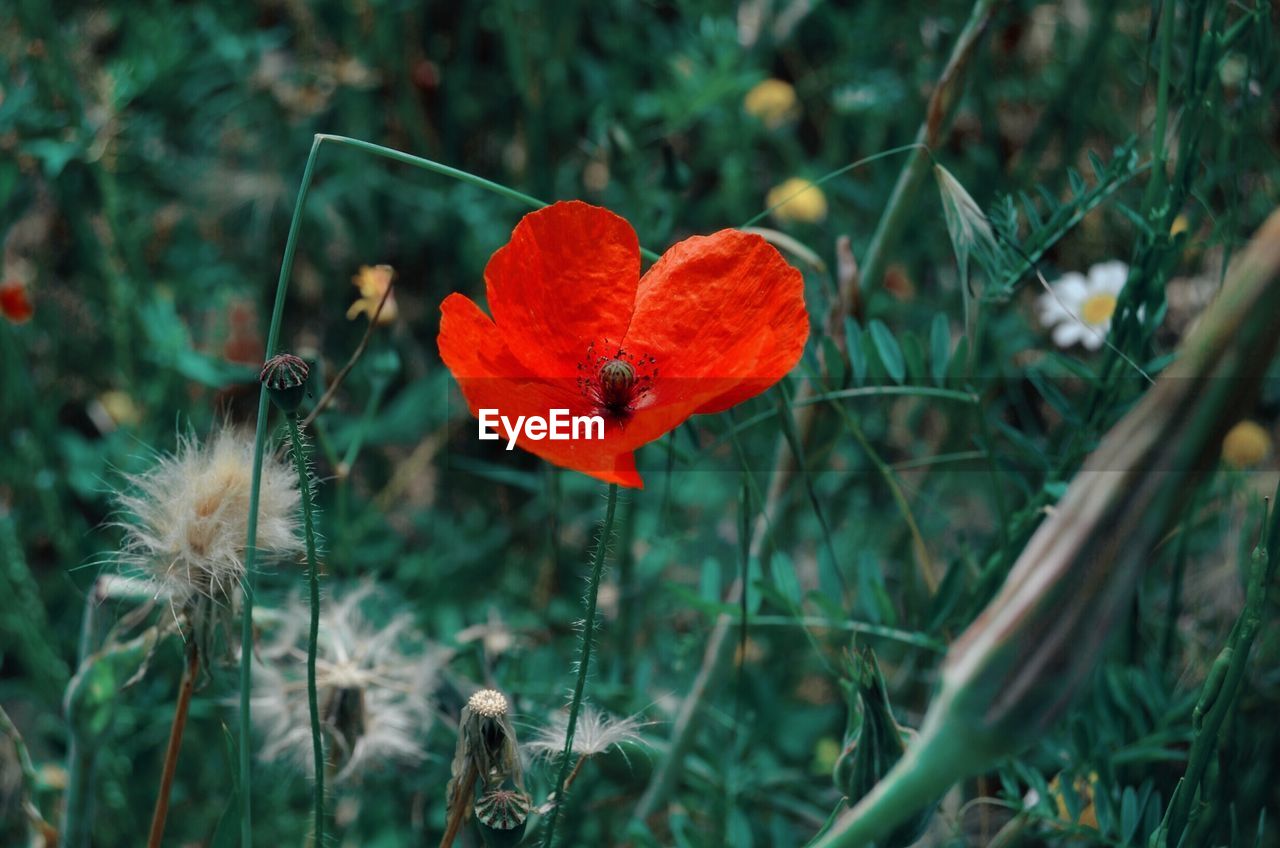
[845,317,868,385]
[868,320,905,384]
[929,314,951,386]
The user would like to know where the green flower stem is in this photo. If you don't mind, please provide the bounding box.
[240,132,572,842]
[285,414,325,845]
[1141,0,1177,210]
[540,483,619,848]
[239,134,322,846]
[1,703,53,839]
[313,134,662,263]
[856,0,1005,300]
[60,580,102,848]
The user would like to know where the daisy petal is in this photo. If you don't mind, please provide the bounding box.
[1052,272,1088,306]
[1088,261,1129,294]
[1052,321,1084,349]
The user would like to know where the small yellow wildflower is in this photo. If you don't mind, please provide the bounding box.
[767,178,827,224]
[1048,772,1099,831]
[1222,420,1272,469]
[98,390,142,427]
[1170,214,1190,237]
[744,78,799,128]
[346,264,398,324]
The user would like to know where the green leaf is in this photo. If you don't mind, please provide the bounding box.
[868,320,905,384]
[1120,785,1139,844]
[845,318,868,385]
[929,314,951,386]
[770,551,804,608]
[901,333,925,383]
[820,336,846,389]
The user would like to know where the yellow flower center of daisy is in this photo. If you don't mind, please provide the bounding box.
[1080,293,1117,325]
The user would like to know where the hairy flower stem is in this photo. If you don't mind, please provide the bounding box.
[242,133,654,842]
[147,639,199,848]
[286,414,326,845]
[541,483,619,848]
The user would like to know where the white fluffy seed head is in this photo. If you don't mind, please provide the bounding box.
[468,689,509,718]
[252,584,444,783]
[525,705,650,760]
[113,428,303,608]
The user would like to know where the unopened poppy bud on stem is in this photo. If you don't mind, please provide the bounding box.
[259,353,310,415]
[810,208,1280,848]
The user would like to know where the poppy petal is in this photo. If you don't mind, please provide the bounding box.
[0,283,33,324]
[438,293,644,487]
[485,201,640,377]
[623,230,808,414]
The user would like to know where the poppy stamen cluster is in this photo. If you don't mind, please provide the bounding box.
[576,341,657,423]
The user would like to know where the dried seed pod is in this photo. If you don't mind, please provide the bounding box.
[441,689,524,848]
[475,788,531,830]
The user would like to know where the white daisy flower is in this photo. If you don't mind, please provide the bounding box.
[1037,260,1129,351]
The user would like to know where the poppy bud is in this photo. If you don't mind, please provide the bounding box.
[259,353,310,414]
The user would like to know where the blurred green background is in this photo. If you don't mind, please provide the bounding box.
[2,0,1279,846]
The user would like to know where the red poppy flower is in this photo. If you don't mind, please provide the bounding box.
[438,201,808,488]
[0,281,33,324]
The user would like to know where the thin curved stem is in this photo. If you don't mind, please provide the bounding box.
[148,639,199,848]
[315,134,662,263]
[540,483,619,848]
[239,133,323,846]
[240,132,560,843]
[286,414,325,845]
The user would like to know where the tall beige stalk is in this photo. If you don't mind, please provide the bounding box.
[809,208,1280,848]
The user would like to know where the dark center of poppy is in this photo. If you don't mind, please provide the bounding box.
[598,359,635,406]
[577,342,657,422]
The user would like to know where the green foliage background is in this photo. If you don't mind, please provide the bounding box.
[1,0,1279,846]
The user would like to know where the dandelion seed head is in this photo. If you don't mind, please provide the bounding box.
[468,689,509,719]
[114,428,302,608]
[525,705,650,760]
[252,584,443,783]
